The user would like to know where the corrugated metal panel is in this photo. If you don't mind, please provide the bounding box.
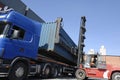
[39,22,57,50]
[39,22,77,65]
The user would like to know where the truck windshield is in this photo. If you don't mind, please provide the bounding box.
[0,23,10,38]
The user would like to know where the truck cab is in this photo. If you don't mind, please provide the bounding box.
[0,10,41,79]
[0,10,41,59]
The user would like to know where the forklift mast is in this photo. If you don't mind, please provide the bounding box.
[77,16,86,67]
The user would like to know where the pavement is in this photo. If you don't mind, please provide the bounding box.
[0,77,108,80]
[27,77,107,80]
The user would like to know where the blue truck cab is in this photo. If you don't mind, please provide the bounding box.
[0,10,42,79]
[0,10,41,59]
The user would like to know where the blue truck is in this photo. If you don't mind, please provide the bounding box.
[0,9,78,80]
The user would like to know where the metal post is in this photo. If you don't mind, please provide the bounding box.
[77,16,86,67]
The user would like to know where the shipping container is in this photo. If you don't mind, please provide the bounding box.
[39,21,77,66]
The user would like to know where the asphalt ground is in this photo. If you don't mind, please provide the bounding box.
[0,77,107,80]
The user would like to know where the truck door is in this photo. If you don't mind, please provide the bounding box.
[4,25,34,59]
[4,25,25,58]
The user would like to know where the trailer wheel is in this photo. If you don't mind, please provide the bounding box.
[8,62,28,80]
[42,65,52,78]
[52,67,58,78]
[112,72,120,80]
[75,69,86,80]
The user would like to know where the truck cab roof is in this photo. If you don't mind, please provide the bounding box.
[0,10,41,36]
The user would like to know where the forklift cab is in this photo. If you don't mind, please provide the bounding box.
[84,54,106,69]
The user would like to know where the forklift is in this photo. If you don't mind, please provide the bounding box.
[76,53,107,80]
[75,16,120,80]
[75,16,107,80]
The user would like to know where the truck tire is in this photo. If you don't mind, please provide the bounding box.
[52,67,58,78]
[8,62,28,80]
[112,72,120,80]
[75,69,86,80]
[42,65,52,78]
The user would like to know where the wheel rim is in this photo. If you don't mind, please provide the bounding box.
[15,67,24,77]
[79,72,84,78]
[115,74,120,80]
[76,69,85,79]
[45,67,50,75]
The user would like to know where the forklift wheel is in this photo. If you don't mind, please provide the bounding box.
[75,69,86,80]
[112,72,120,80]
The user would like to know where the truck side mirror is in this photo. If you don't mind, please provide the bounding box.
[11,29,20,39]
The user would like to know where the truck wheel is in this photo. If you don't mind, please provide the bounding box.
[112,72,120,80]
[75,69,86,80]
[42,65,52,78]
[8,62,28,80]
[52,67,58,78]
